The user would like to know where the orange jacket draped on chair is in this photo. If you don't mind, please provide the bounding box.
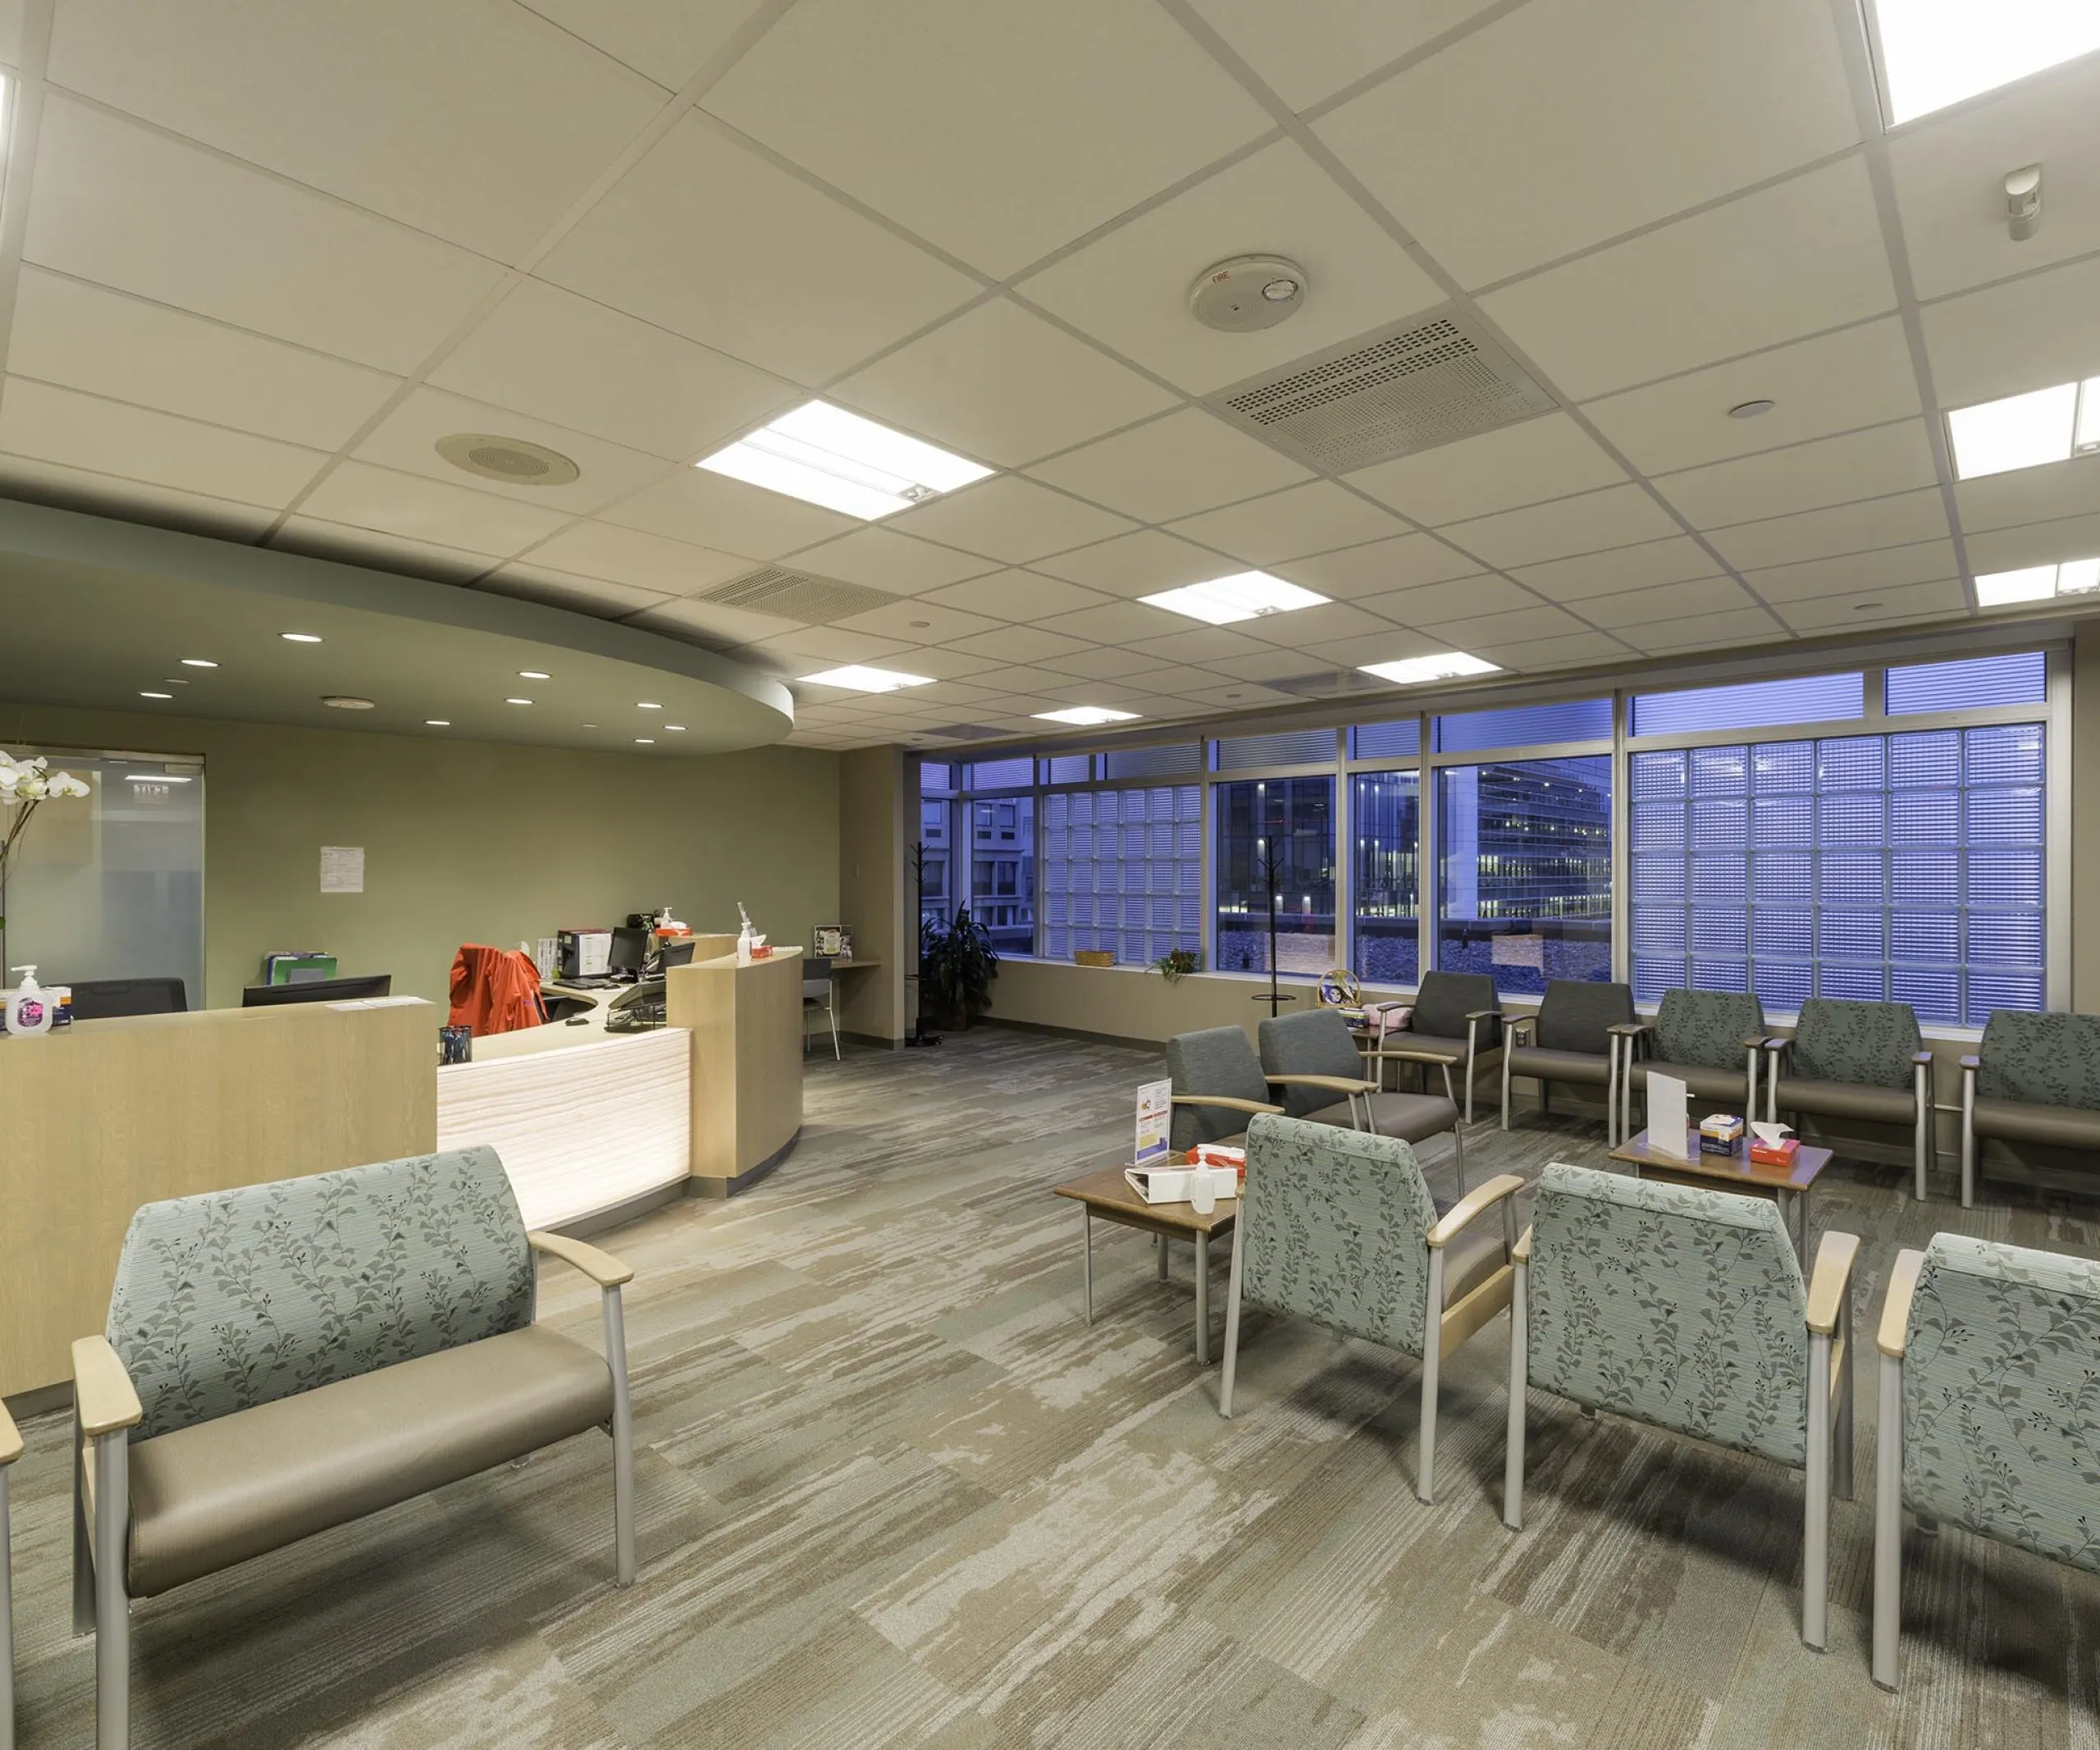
[449,944,546,1035]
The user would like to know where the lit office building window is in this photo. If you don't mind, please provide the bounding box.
[1215,777,1335,977]
[968,795,1035,957]
[1436,757,1612,995]
[917,762,956,930]
[1351,770,1420,986]
[1043,784,1200,964]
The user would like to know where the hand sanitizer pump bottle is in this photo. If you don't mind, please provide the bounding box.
[5,966,53,1036]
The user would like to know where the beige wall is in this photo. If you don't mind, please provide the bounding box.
[2075,622,2100,1011]
[837,745,906,1042]
[0,700,840,1009]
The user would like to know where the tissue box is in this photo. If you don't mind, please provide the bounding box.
[1750,1135,1800,1167]
[1699,1113,1744,1156]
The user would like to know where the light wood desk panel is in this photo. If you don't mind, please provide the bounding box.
[0,998,436,1398]
[666,949,804,1195]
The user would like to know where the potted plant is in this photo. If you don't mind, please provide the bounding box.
[0,748,91,945]
[1148,948,1199,984]
[921,904,999,1030]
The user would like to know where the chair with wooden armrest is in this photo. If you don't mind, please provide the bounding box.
[1500,980,1635,1141]
[1164,1026,1280,1153]
[73,1148,635,1749]
[1958,1010,2100,1209]
[1,1398,18,1750]
[1379,971,1502,1125]
[1504,1163,1857,1652]
[1614,989,1766,1145]
[1258,1008,1465,1187]
[1873,1235,2100,1689]
[1220,1112,1522,1503]
[1760,999,1934,1199]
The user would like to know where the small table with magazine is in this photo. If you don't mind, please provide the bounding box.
[1052,1166,1234,1365]
[1609,1126,1833,1260]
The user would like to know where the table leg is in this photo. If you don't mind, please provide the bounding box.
[1083,1209,1093,1324]
[1157,1233,1168,1281]
[1195,1231,1210,1365]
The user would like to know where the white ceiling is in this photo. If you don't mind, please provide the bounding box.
[0,0,2093,750]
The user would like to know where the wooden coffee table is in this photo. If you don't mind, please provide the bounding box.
[1052,1166,1234,1364]
[1609,1127,1833,1259]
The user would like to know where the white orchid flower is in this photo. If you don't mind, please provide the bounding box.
[48,774,90,797]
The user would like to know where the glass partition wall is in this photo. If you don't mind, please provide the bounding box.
[911,640,2067,1022]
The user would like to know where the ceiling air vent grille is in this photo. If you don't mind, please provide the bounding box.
[1207,305,1559,473]
[1267,669,1402,700]
[920,723,1007,742]
[695,567,893,625]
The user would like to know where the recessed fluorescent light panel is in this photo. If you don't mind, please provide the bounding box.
[799,665,934,693]
[1358,652,1501,686]
[1033,706,1140,726]
[1139,571,1328,626]
[1975,556,2100,605]
[1869,0,2100,125]
[698,401,992,521]
[1946,380,2100,479]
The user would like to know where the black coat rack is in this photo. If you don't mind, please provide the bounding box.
[907,841,941,1048]
[1251,836,1292,1019]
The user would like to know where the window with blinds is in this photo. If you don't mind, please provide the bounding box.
[1042,784,1201,965]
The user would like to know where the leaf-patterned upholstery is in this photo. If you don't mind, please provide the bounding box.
[1651,989,1764,1073]
[107,1145,536,1442]
[1166,1026,1272,1151]
[1525,1163,1809,1466]
[1974,1010,2100,1109]
[1789,998,1920,1089]
[1901,1234,2100,1572]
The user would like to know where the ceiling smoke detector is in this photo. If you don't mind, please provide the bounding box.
[436,432,581,487]
[1189,254,1308,333]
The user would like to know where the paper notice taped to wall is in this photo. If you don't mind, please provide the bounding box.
[320,846,365,894]
[1491,933,1545,967]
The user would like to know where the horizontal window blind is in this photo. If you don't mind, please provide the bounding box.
[1212,728,1335,770]
[1887,651,2046,715]
[1632,673,1864,738]
[1102,742,1201,779]
[1434,698,1610,752]
[1351,718,1422,761]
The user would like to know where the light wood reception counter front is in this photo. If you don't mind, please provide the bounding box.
[667,947,805,1195]
[0,997,437,1399]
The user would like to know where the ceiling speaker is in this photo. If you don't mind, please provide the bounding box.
[436,433,580,487]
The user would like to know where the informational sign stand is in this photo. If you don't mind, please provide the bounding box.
[1646,1072,1691,1158]
[1134,1077,1172,1167]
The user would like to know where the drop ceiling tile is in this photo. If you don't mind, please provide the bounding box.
[892,477,1136,564]
[515,0,756,89]
[1030,645,1163,680]
[1778,578,1969,632]
[48,0,664,258]
[1359,574,1541,624]
[1414,604,1592,647]
[1510,534,1723,600]
[1626,607,1792,652]
[1739,538,1959,604]
[1194,648,1335,683]
[1303,627,1450,666]
[517,521,749,596]
[482,564,675,619]
[873,644,1007,680]
[1025,407,1313,523]
[1344,414,1630,526]
[754,626,916,664]
[1582,317,1924,476]
[1577,576,1763,628]
[1032,600,1191,644]
[430,279,797,462]
[943,625,1095,664]
[919,569,1116,620]
[1277,532,1483,597]
[0,377,322,507]
[1125,627,1270,665]
[1185,0,1502,110]
[1031,529,1239,595]
[1479,158,1897,401]
[1959,457,2100,535]
[1703,487,1952,570]
[964,663,1098,695]
[350,386,669,516]
[701,0,1270,277]
[0,453,277,542]
[831,299,1176,468]
[1920,254,2100,409]
[541,114,978,384]
[1018,138,1443,394]
[1439,483,1679,569]
[831,598,1005,642]
[1242,601,1397,647]
[7,268,399,451]
[1316,0,1857,287]
[268,516,499,585]
[788,528,997,593]
[1659,422,1940,530]
[1463,629,1633,669]
[1168,482,1408,565]
[298,460,573,555]
[1965,515,2100,575]
[24,97,504,374]
[1173,681,1301,711]
[600,467,859,559]
[911,679,1011,706]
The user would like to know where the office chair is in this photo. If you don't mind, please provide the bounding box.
[66,978,188,1021]
[802,957,839,1060]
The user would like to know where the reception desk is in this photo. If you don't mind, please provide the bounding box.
[668,947,805,1194]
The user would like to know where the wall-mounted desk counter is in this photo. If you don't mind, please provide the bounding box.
[667,948,805,1195]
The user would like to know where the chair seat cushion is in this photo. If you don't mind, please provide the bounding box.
[125,1325,613,1597]
[1773,1076,1915,1124]
[1970,1096,2100,1149]
[1629,1059,1749,1103]
[1304,1091,1459,1145]
[1397,1031,1500,1067]
[1506,1045,1613,1086]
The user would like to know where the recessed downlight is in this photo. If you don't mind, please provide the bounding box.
[635,738,655,745]
[1033,706,1140,726]
[1359,651,1500,686]
[637,701,662,710]
[518,669,550,680]
[505,697,532,706]
[665,724,687,732]
[435,432,579,487]
[281,632,322,644]
[1727,399,1776,419]
[426,719,451,727]
[180,657,217,669]
[139,690,173,700]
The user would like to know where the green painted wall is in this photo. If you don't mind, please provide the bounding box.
[0,700,840,1009]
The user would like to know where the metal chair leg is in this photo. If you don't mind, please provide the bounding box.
[1418,1252,1445,1503]
[1503,1260,1528,1531]
[93,1434,130,1750]
[1218,1221,1247,1418]
[1,1467,13,1750]
[1872,1352,1905,1688]
[604,1286,636,1588]
[1804,1329,1831,1651]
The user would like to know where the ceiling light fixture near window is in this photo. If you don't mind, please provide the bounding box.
[139,690,173,700]
[637,701,661,710]
[1189,255,1308,332]
[180,657,217,669]
[1033,706,1140,726]
[1141,571,1329,625]
[505,697,532,706]
[664,724,687,732]
[635,738,655,746]
[1945,379,2100,478]
[281,632,322,643]
[322,696,375,711]
[698,400,992,521]
[1976,556,2100,605]
[126,773,190,784]
[1727,399,1776,419]
[426,719,451,727]
[435,433,579,487]
[799,665,934,693]
[1866,0,2100,126]
[1358,651,1501,686]
[518,669,550,680]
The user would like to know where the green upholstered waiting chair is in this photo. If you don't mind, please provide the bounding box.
[1258,1008,1465,1186]
[1164,1026,1281,1154]
[1500,980,1634,1142]
[1374,971,1501,1126]
[2,1399,17,1750]
[1959,1010,2100,1209]
[1220,1113,1522,1503]
[1504,1164,1859,1652]
[1763,998,1934,1199]
[1615,989,1764,1142]
[1873,1236,2100,1689]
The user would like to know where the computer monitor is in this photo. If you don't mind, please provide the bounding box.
[656,939,696,971]
[241,973,393,1008]
[608,925,650,976]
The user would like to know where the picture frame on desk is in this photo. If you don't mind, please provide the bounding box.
[815,925,847,958]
